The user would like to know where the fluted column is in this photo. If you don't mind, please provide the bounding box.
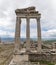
[15,17,21,51]
[26,17,30,51]
[37,17,42,52]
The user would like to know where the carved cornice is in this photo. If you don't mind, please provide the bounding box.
[15,6,41,18]
[15,6,35,13]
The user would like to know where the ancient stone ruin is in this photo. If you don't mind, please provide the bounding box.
[15,6,42,53]
[9,6,56,65]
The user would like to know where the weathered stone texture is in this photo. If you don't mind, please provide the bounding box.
[15,6,42,53]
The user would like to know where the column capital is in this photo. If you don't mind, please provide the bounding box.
[16,17,21,24]
[26,17,30,23]
[36,17,41,23]
[37,17,40,20]
[26,16,30,19]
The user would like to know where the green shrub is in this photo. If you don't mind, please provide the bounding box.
[48,63,54,65]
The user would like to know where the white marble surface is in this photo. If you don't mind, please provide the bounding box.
[9,55,28,65]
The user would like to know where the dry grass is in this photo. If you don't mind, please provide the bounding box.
[0,44,14,65]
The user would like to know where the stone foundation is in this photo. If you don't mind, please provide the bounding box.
[28,53,56,62]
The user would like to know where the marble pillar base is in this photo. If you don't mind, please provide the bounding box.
[9,54,28,65]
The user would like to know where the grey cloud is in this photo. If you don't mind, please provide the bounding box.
[0,0,56,38]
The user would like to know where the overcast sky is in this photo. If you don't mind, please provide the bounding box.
[0,0,56,39]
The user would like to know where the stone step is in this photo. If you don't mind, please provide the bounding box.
[9,61,40,65]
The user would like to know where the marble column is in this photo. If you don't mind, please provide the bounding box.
[37,17,42,52]
[26,17,30,51]
[15,17,21,51]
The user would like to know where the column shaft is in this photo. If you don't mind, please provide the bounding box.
[26,17,30,51]
[37,17,42,52]
[15,17,21,50]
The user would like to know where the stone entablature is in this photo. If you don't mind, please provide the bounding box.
[15,7,41,18]
[15,6,36,12]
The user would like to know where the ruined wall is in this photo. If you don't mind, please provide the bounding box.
[28,54,56,62]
